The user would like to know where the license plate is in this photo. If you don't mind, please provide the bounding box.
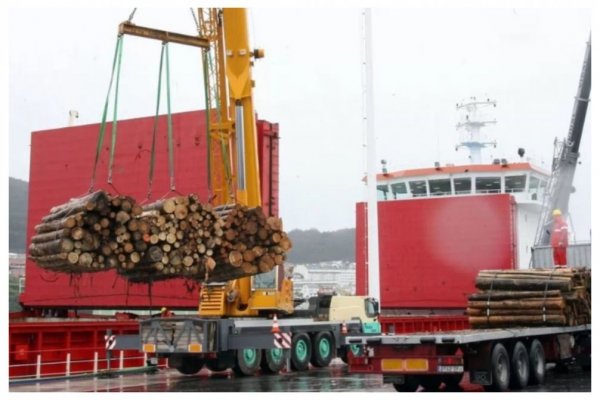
[438,365,464,373]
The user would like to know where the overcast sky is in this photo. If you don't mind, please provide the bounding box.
[7,6,592,239]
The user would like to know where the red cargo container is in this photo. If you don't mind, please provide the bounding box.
[21,110,278,310]
[356,194,517,309]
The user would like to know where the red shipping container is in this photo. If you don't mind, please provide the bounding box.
[356,194,517,309]
[22,110,278,310]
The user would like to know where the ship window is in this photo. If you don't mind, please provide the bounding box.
[377,184,389,200]
[505,174,526,193]
[390,182,408,199]
[529,176,540,192]
[409,180,427,197]
[453,177,472,194]
[428,179,451,196]
[475,177,501,193]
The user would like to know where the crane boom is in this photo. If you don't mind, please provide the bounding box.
[198,8,293,317]
[535,36,591,246]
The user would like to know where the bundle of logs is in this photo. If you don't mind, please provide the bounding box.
[468,268,591,328]
[28,191,292,283]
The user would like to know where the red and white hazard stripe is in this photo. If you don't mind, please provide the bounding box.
[273,332,291,349]
[104,335,117,350]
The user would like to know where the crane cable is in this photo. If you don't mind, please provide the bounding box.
[89,34,124,192]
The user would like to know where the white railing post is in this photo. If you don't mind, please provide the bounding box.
[36,354,42,379]
[66,353,71,377]
[93,352,98,374]
[119,351,124,370]
[143,352,148,367]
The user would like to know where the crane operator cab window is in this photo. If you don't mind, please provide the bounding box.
[253,270,277,289]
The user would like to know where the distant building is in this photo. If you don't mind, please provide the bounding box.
[9,253,26,278]
[289,261,355,299]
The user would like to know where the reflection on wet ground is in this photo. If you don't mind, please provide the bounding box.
[10,362,590,392]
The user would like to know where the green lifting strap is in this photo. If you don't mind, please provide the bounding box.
[107,35,124,184]
[90,35,123,192]
[165,43,175,191]
[147,43,167,199]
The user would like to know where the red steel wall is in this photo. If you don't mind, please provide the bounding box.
[356,194,517,309]
[22,110,278,309]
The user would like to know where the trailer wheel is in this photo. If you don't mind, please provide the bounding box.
[291,333,312,371]
[419,375,442,391]
[233,348,262,376]
[528,339,545,385]
[311,331,334,368]
[486,343,510,391]
[441,373,463,390]
[510,341,529,389]
[392,376,419,392]
[169,355,204,375]
[261,348,288,374]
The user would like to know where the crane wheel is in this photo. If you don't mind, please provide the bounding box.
[510,341,530,389]
[233,348,262,376]
[311,331,334,368]
[528,339,545,385]
[261,348,288,374]
[290,333,312,371]
[170,355,204,375]
[205,350,235,372]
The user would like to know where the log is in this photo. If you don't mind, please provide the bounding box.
[468,299,565,310]
[35,213,82,233]
[475,278,572,292]
[31,229,72,244]
[468,290,562,301]
[469,315,567,326]
[29,238,74,257]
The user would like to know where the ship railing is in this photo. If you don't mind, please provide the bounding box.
[9,344,166,381]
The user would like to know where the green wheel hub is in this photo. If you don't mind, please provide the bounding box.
[269,348,284,362]
[295,339,308,360]
[350,344,361,356]
[318,337,331,358]
[243,348,257,365]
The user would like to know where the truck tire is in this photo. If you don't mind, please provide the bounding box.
[528,339,545,385]
[392,376,419,392]
[169,355,204,375]
[311,331,334,368]
[340,344,363,364]
[291,333,312,371]
[261,348,288,374]
[233,348,262,376]
[486,343,510,391]
[510,341,529,389]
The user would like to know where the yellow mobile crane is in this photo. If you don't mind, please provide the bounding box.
[118,8,379,376]
[196,8,293,317]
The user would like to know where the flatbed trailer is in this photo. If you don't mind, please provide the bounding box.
[345,323,591,391]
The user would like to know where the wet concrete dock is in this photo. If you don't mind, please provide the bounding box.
[10,361,590,392]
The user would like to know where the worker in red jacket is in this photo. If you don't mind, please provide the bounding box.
[550,209,569,267]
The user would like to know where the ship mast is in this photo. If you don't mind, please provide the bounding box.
[455,97,497,164]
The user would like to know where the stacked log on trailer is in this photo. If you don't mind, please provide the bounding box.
[468,268,591,328]
[29,191,142,273]
[28,191,292,283]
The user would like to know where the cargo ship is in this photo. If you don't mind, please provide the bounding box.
[9,110,281,380]
[356,98,551,315]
